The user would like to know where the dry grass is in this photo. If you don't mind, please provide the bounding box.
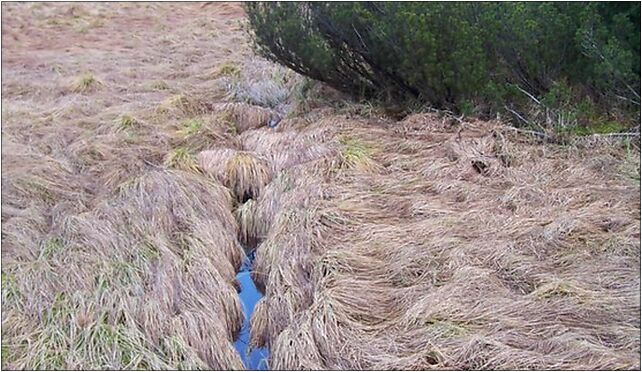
[234,198,261,249]
[163,147,201,173]
[244,113,640,370]
[70,73,103,93]
[2,169,246,369]
[2,2,640,371]
[171,115,240,153]
[220,59,299,110]
[2,3,253,369]
[224,152,272,202]
[212,102,276,133]
[116,114,139,132]
[199,148,273,203]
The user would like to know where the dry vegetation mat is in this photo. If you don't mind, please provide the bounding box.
[236,112,640,370]
[2,3,254,369]
[2,2,640,370]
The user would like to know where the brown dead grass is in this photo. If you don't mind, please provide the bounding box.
[199,149,272,202]
[2,2,640,371]
[244,114,640,370]
[1,2,253,369]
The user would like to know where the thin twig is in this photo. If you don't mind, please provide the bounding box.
[515,85,541,105]
[503,105,531,126]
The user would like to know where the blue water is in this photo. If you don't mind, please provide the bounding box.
[234,253,269,370]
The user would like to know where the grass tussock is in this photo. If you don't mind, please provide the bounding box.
[338,135,381,172]
[199,149,272,201]
[215,62,241,78]
[147,80,170,91]
[234,198,263,249]
[171,116,240,153]
[239,124,338,174]
[157,94,210,118]
[70,73,103,93]
[220,59,298,109]
[116,114,139,132]
[212,102,276,133]
[163,147,200,173]
[198,148,238,184]
[224,152,272,201]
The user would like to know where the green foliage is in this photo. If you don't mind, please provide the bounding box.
[564,121,627,136]
[247,2,640,129]
[177,118,203,137]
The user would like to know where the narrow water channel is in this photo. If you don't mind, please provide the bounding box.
[234,250,269,370]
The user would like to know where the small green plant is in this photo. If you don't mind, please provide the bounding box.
[1,271,19,301]
[563,121,627,136]
[177,118,204,137]
[458,100,475,118]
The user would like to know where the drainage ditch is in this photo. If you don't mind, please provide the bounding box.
[226,159,270,369]
[234,248,268,370]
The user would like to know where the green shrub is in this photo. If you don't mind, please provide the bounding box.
[246,2,640,129]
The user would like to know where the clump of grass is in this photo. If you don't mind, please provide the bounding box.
[147,80,170,91]
[224,152,272,201]
[114,176,142,195]
[619,142,641,183]
[159,94,207,117]
[227,123,238,135]
[339,101,385,118]
[221,60,295,108]
[338,135,380,171]
[75,18,104,34]
[214,111,238,135]
[163,148,200,173]
[1,271,19,302]
[46,18,71,27]
[214,102,274,133]
[171,116,238,153]
[116,114,139,132]
[425,318,469,337]
[564,121,628,136]
[215,63,241,78]
[234,199,264,248]
[70,73,103,93]
[164,94,189,108]
[531,281,584,300]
